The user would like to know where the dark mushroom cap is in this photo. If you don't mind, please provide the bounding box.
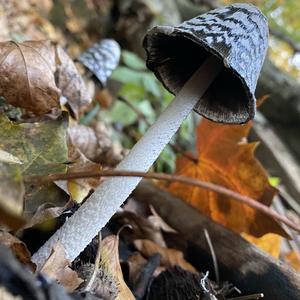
[78,39,121,87]
[143,3,268,124]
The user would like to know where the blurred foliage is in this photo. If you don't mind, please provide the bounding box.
[99,50,196,172]
[225,0,300,78]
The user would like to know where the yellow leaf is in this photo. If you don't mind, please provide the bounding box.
[242,233,282,258]
[101,235,135,300]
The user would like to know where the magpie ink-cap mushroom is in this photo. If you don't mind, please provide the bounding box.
[144,3,268,123]
[32,4,269,268]
[78,39,121,88]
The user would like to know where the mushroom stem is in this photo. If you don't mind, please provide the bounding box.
[32,56,222,268]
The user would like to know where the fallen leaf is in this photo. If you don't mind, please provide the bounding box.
[0,231,35,270]
[40,242,83,292]
[66,144,102,203]
[56,44,91,119]
[114,211,167,247]
[0,113,68,176]
[68,123,101,162]
[0,161,25,230]
[101,235,135,300]
[0,149,23,164]
[134,239,197,273]
[284,250,300,271]
[0,40,60,115]
[167,119,286,237]
[242,233,282,258]
[24,181,70,227]
[126,253,148,284]
[148,205,177,233]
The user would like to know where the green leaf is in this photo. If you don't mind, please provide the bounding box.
[109,101,137,126]
[0,113,68,176]
[111,67,145,85]
[122,50,146,70]
[142,73,162,98]
[119,83,145,102]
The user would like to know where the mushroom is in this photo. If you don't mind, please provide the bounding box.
[33,3,268,267]
[78,39,121,88]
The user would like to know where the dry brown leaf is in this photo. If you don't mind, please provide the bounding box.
[242,233,282,258]
[0,231,35,270]
[126,253,148,284]
[101,235,135,300]
[66,143,102,203]
[134,239,197,273]
[40,242,83,292]
[167,118,286,237]
[68,124,101,162]
[56,45,91,118]
[284,250,300,271]
[0,40,60,115]
[114,211,167,247]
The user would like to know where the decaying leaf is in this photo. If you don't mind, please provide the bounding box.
[114,211,167,247]
[68,122,125,166]
[242,233,282,258]
[0,231,35,270]
[0,113,68,176]
[0,161,25,230]
[167,119,286,237]
[101,235,135,300]
[134,239,197,273]
[0,149,23,164]
[24,181,70,228]
[76,263,119,299]
[56,45,91,118]
[64,143,102,203]
[40,242,83,292]
[0,40,60,115]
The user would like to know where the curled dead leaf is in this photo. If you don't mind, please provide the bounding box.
[55,44,91,118]
[134,239,197,273]
[40,242,83,292]
[0,231,35,271]
[0,40,60,115]
[101,235,135,300]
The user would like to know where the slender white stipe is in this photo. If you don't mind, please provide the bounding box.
[32,56,222,268]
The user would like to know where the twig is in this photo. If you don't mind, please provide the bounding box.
[83,232,102,292]
[133,253,161,300]
[227,293,264,300]
[25,170,300,233]
[118,96,198,163]
[204,229,219,285]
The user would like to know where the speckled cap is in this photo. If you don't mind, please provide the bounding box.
[78,39,121,87]
[143,3,269,124]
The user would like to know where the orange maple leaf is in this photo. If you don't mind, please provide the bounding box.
[167,118,286,237]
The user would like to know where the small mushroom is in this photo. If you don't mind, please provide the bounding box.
[33,3,269,267]
[77,39,121,88]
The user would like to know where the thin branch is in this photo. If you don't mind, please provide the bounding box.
[227,293,264,300]
[25,170,300,233]
[204,229,220,285]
